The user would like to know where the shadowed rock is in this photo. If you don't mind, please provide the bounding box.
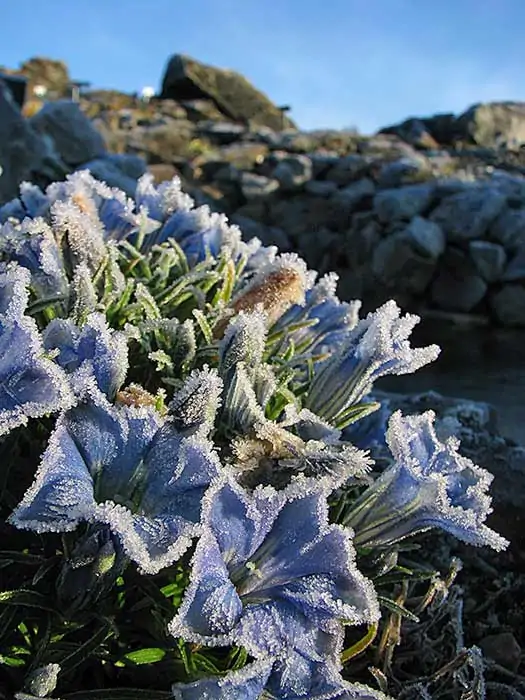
[159,54,296,131]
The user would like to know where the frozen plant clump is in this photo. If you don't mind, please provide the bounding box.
[0,170,508,700]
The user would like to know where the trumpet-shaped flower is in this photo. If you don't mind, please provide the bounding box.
[343,410,509,551]
[0,216,68,299]
[272,272,361,361]
[169,475,379,654]
[10,382,222,573]
[172,655,393,699]
[305,301,440,426]
[46,170,145,242]
[0,264,73,436]
[42,312,128,399]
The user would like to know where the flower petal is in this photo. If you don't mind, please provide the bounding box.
[93,503,197,575]
[10,417,96,532]
[169,530,242,642]
[172,658,273,700]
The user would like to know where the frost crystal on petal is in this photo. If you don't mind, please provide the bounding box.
[0,264,73,436]
[43,312,128,398]
[344,410,509,551]
[169,475,379,654]
[305,300,440,425]
[11,387,220,573]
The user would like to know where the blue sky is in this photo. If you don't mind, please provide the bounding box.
[2,1,524,133]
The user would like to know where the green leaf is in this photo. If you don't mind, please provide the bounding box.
[192,309,214,344]
[0,654,26,667]
[0,551,45,566]
[63,689,173,700]
[60,619,112,673]
[123,647,166,665]
[0,590,58,613]
[378,595,420,623]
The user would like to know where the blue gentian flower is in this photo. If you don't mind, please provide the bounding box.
[343,410,509,551]
[172,658,273,699]
[169,475,379,652]
[42,312,128,399]
[10,381,222,573]
[272,272,362,362]
[0,263,73,436]
[0,216,68,299]
[304,301,440,426]
[46,170,145,242]
[172,656,393,699]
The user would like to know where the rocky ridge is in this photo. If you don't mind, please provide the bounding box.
[2,56,525,326]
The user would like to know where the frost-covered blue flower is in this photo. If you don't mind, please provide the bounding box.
[169,475,379,654]
[45,170,145,243]
[42,312,128,399]
[0,216,68,299]
[304,301,440,426]
[343,410,509,551]
[172,656,393,699]
[0,263,72,436]
[10,381,222,573]
[272,272,362,362]
[135,174,244,264]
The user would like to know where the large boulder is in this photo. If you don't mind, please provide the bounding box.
[29,100,107,166]
[0,79,63,204]
[13,57,70,98]
[455,102,525,148]
[159,54,296,131]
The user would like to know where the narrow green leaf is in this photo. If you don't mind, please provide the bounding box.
[123,647,166,665]
[63,689,173,700]
[0,551,45,565]
[0,590,58,613]
[378,595,420,623]
[60,619,112,673]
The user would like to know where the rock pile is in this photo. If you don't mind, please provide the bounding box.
[2,55,525,326]
[0,76,147,203]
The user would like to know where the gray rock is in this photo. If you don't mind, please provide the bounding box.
[374,183,435,223]
[429,187,506,242]
[271,154,312,191]
[324,154,369,185]
[372,231,436,294]
[30,100,107,166]
[304,180,337,197]
[240,172,279,200]
[344,220,381,265]
[404,216,446,260]
[502,246,525,281]
[488,169,525,202]
[333,177,375,211]
[468,240,507,282]
[308,151,340,178]
[102,153,147,180]
[231,214,291,251]
[479,632,521,672]
[0,79,59,204]
[489,207,525,250]
[379,117,440,149]
[196,120,246,145]
[160,54,296,131]
[376,155,431,188]
[431,248,488,312]
[76,159,138,197]
[298,227,341,266]
[490,284,525,326]
[455,101,525,148]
